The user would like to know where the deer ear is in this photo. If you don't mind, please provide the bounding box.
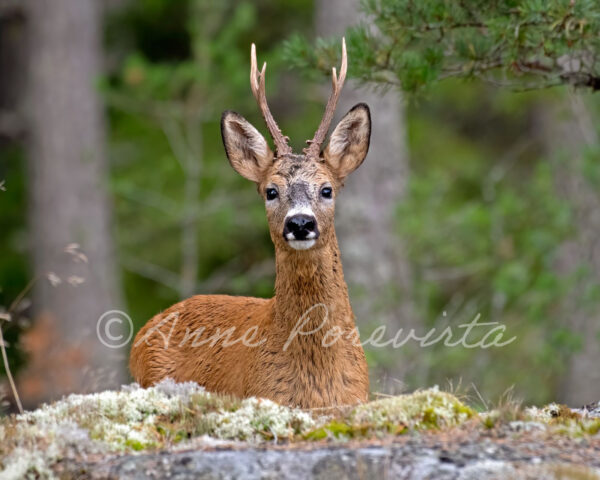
[221,111,274,182]
[323,103,371,181]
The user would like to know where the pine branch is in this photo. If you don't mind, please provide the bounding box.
[283,0,600,94]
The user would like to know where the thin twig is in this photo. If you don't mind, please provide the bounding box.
[371,391,395,398]
[0,325,23,414]
[0,276,40,414]
[8,276,38,314]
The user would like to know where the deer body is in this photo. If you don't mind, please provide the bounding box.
[130,40,371,408]
[130,234,368,407]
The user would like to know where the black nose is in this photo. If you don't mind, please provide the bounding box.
[284,214,319,241]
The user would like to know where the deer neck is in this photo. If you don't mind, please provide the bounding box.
[272,232,353,339]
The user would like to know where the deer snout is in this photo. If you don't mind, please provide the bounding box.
[283,214,319,242]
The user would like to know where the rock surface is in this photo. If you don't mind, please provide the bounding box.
[60,432,600,480]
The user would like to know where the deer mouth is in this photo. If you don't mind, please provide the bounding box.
[287,239,317,250]
[284,227,319,250]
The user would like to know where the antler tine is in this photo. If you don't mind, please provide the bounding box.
[303,37,348,158]
[250,44,292,156]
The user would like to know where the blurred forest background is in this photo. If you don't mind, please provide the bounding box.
[1,0,600,410]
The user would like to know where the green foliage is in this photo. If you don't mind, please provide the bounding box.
[284,0,600,93]
[0,146,28,376]
[397,82,596,403]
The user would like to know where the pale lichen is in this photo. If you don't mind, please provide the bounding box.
[522,402,600,437]
[524,403,562,422]
[0,379,316,478]
[204,397,315,441]
[0,447,55,480]
[15,380,203,452]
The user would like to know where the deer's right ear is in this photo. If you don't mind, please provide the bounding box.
[221,111,274,182]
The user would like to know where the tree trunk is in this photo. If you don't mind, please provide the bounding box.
[0,1,26,140]
[20,0,125,405]
[534,95,600,406]
[315,0,420,393]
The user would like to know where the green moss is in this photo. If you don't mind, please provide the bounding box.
[300,387,474,442]
[481,411,499,429]
[304,421,357,440]
[552,418,600,438]
[349,387,476,431]
[125,438,152,451]
[583,420,600,436]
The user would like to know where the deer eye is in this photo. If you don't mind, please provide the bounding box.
[320,187,333,199]
[266,188,279,201]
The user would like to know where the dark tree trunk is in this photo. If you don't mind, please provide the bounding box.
[0,1,26,140]
[20,0,125,404]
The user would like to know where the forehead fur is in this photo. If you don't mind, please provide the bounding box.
[263,155,332,188]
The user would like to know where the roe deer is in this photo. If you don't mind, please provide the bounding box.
[130,39,371,408]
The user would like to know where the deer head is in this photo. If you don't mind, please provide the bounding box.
[221,39,371,252]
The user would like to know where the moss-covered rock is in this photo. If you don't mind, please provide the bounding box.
[0,380,598,479]
[524,403,600,437]
[350,386,475,430]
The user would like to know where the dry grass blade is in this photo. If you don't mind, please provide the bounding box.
[0,324,23,414]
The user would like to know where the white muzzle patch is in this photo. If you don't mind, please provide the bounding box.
[288,239,317,250]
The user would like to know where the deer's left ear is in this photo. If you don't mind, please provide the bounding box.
[323,103,371,181]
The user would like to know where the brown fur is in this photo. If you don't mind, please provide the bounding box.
[130,104,372,409]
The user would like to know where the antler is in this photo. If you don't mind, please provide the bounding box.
[303,37,347,158]
[250,44,292,157]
